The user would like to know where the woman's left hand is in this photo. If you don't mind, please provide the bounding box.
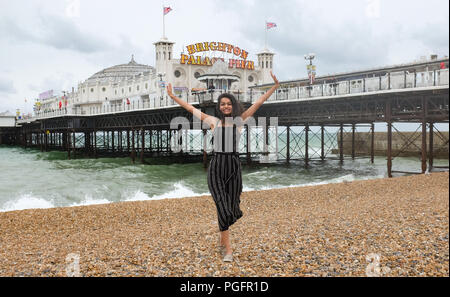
[270,71,280,88]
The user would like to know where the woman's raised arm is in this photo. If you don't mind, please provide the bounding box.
[241,71,280,121]
[167,83,217,128]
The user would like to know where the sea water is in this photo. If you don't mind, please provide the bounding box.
[0,143,447,212]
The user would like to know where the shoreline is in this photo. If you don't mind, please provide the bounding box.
[0,172,387,214]
[0,172,448,277]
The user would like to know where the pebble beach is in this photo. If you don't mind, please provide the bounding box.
[0,172,448,277]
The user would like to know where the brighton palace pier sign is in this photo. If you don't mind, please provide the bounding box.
[180,42,255,70]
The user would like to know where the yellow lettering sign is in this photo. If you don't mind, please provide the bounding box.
[186,45,196,55]
[181,42,255,69]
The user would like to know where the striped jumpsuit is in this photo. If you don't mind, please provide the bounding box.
[207,122,243,232]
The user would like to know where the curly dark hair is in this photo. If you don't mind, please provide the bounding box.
[216,93,244,124]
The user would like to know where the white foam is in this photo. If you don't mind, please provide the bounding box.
[0,174,387,212]
[69,195,112,207]
[0,194,55,212]
[330,174,356,183]
[242,173,386,193]
[124,183,209,202]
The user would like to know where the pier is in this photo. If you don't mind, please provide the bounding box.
[2,58,449,177]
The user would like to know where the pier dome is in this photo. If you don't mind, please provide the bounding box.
[87,55,155,83]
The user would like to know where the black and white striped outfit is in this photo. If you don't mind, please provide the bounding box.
[207,121,243,232]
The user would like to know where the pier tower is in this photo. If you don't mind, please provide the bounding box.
[257,49,275,84]
[154,38,175,97]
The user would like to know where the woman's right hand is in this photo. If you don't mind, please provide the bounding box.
[270,71,280,88]
[167,83,174,98]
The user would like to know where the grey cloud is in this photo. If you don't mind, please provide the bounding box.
[210,0,389,77]
[37,14,110,53]
[409,22,449,50]
[0,77,16,94]
[0,14,110,53]
[212,0,448,78]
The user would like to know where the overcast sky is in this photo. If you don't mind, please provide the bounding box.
[0,0,448,114]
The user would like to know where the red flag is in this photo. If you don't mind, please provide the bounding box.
[164,6,172,15]
[266,22,277,29]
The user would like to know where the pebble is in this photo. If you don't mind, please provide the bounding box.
[0,172,448,277]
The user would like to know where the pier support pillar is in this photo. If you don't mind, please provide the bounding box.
[421,97,428,174]
[157,130,161,154]
[339,124,344,164]
[131,128,136,164]
[320,125,325,161]
[169,130,172,154]
[386,99,392,178]
[141,127,145,164]
[127,130,130,153]
[149,130,153,155]
[304,124,309,169]
[67,130,71,160]
[118,130,122,153]
[62,132,67,151]
[85,132,91,156]
[421,123,427,174]
[106,131,110,151]
[72,130,76,158]
[94,129,97,159]
[351,123,356,160]
[286,126,290,164]
[44,130,48,152]
[111,130,115,154]
[370,123,375,164]
[429,123,434,172]
[40,131,44,152]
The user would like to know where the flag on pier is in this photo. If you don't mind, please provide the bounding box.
[164,6,172,15]
[266,22,277,29]
[264,22,277,50]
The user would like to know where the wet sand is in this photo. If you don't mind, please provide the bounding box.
[0,172,448,277]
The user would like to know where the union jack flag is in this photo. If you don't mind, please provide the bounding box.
[164,6,172,15]
[266,22,277,29]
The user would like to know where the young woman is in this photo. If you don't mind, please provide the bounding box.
[167,71,280,262]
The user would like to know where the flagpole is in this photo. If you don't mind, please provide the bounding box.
[265,21,268,50]
[163,5,166,39]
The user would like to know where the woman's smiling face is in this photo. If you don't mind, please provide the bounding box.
[219,98,233,116]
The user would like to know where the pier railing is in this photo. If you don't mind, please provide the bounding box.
[19,68,449,123]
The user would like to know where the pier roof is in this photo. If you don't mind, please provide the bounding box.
[86,55,155,83]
